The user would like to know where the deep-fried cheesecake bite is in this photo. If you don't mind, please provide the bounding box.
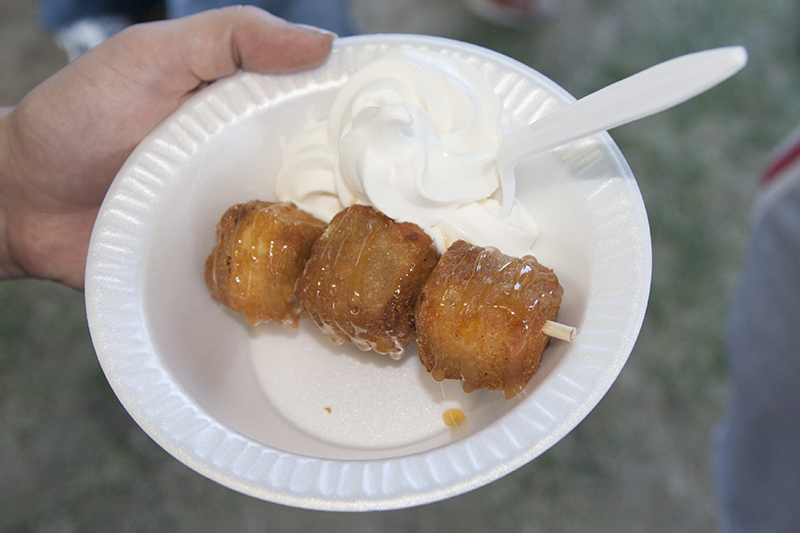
[415,240,564,398]
[295,205,440,358]
[205,200,327,328]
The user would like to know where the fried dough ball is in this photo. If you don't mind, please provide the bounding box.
[415,240,563,398]
[205,200,327,328]
[295,205,440,358]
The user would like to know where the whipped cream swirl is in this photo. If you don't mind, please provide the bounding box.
[276,48,538,256]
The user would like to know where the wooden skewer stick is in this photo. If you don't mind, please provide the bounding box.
[541,320,577,342]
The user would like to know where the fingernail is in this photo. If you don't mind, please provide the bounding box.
[293,23,338,39]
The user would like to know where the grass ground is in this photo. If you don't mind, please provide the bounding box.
[2,0,800,530]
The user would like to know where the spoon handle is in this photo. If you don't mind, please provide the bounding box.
[496,46,748,180]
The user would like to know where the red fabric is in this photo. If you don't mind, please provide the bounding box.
[763,135,800,187]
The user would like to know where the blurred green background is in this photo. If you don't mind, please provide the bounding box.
[2,0,799,531]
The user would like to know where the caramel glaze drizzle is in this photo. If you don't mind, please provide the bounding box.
[429,244,563,399]
[208,202,324,328]
[305,207,433,358]
[210,204,566,398]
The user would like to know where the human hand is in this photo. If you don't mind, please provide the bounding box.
[0,6,333,289]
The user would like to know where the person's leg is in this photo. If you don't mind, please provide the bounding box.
[39,0,163,61]
[166,0,358,36]
[714,132,800,532]
[280,0,358,36]
[39,0,162,30]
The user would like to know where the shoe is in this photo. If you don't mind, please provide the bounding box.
[53,15,130,62]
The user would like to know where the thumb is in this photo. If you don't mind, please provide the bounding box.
[95,6,335,97]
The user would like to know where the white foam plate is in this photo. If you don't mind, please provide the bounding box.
[85,34,651,511]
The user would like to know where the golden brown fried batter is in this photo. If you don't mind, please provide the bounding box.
[415,240,563,398]
[295,205,440,358]
[205,200,327,328]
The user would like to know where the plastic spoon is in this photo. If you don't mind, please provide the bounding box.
[497,46,748,216]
